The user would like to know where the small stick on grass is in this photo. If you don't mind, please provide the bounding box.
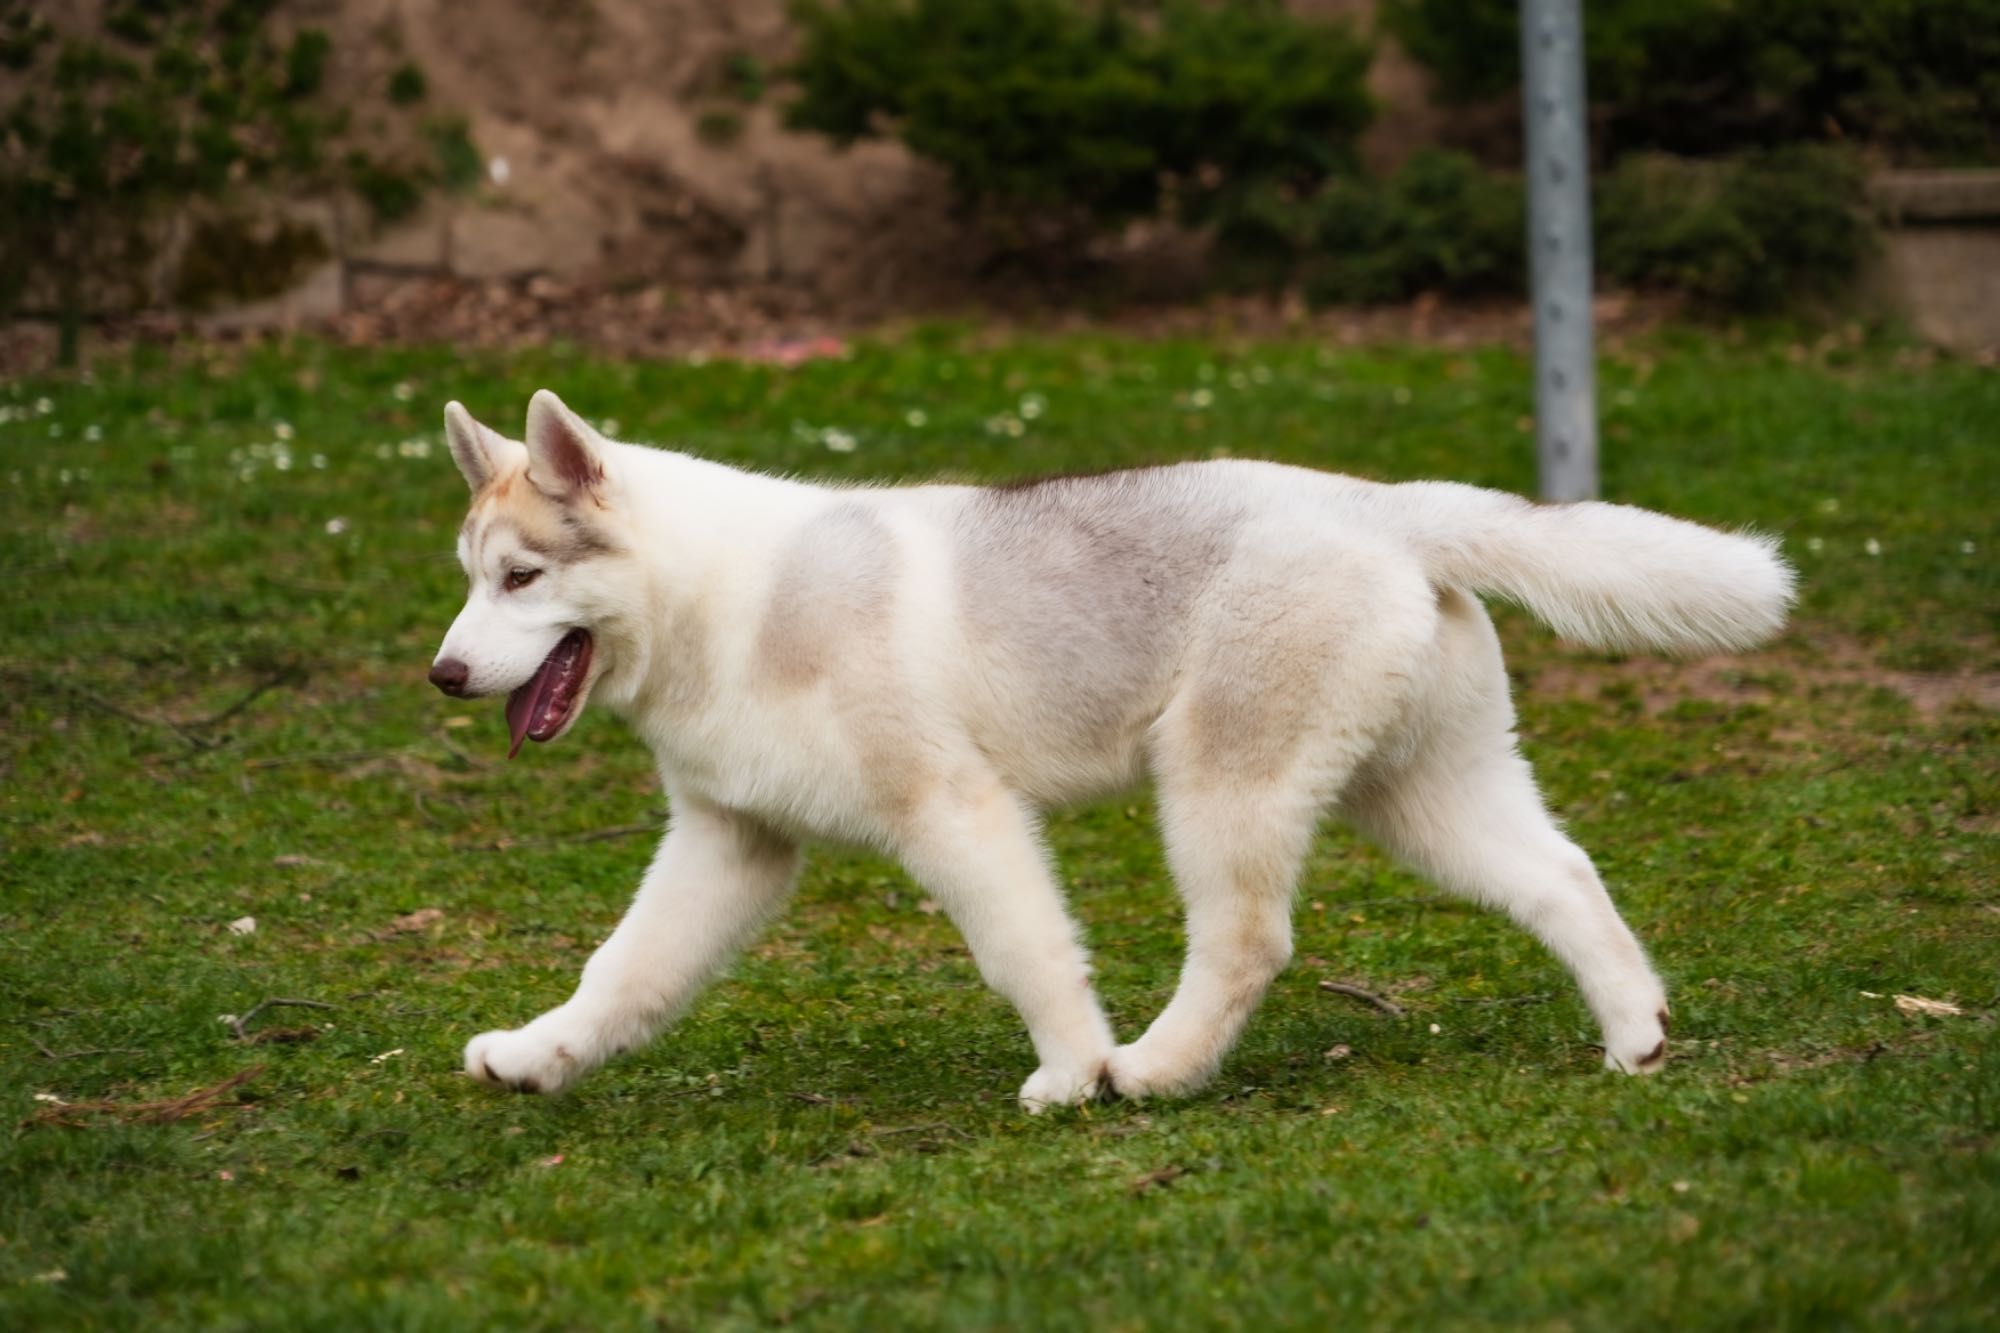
[224,997,334,1043]
[1318,980,1407,1018]
[24,1065,266,1129]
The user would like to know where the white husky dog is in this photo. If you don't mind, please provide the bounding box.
[430,390,1793,1108]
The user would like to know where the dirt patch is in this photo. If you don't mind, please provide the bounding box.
[1530,632,2000,718]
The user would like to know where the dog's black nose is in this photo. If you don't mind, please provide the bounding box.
[429,658,471,696]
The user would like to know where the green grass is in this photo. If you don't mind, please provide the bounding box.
[2,328,1996,1330]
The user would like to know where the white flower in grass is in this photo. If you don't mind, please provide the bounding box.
[273,421,294,441]
[312,453,327,470]
[392,381,416,403]
[1815,497,1840,515]
[1018,393,1045,420]
[1961,541,1976,555]
[1188,388,1214,410]
[34,396,52,415]
[1806,537,1824,553]
[821,427,857,453]
[904,408,928,428]
[599,418,621,438]
[984,414,1025,439]
[1864,538,1881,557]
[326,517,349,536]
[83,424,102,442]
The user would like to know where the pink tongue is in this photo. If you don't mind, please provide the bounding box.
[504,631,589,759]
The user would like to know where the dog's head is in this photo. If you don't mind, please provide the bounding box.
[428,390,628,757]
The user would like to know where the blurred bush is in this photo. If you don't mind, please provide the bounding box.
[1596,146,1876,311]
[1218,145,1873,312]
[1216,149,1524,304]
[786,0,1373,244]
[1382,0,2000,164]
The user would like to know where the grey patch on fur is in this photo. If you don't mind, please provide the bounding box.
[755,503,899,690]
[954,467,1243,752]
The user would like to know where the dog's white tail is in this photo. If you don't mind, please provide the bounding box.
[1380,481,1796,656]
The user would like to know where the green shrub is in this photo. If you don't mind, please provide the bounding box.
[1382,0,2000,163]
[1216,150,1523,304]
[388,61,428,105]
[786,0,1373,241]
[1597,146,1875,311]
[1222,146,1871,313]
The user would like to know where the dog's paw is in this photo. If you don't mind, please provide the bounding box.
[1018,1061,1106,1114]
[1603,1007,1670,1075]
[1103,1042,1212,1102]
[464,1026,585,1095]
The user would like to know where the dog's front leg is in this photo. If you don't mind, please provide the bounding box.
[465,799,800,1094]
[895,784,1117,1112]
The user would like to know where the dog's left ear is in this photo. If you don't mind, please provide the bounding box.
[523,390,607,503]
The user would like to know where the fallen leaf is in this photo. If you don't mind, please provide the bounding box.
[1894,994,1965,1017]
[1323,1044,1352,1061]
[227,916,257,935]
[390,907,444,933]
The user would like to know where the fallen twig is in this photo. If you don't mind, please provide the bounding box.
[186,665,306,734]
[23,1065,265,1128]
[1318,980,1407,1018]
[223,996,334,1043]
[468,818,666,852]
[28,1035,146,1061]
[6,665,302,752]
[244,748,406,770]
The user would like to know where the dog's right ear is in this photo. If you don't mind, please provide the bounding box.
[443,401,519,492]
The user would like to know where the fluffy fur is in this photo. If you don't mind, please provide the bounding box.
[430,391,1795,1107]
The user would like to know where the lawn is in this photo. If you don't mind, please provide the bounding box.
[2,327,1995,1330]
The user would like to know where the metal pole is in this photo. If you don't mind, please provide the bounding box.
[1521,0,1598,501]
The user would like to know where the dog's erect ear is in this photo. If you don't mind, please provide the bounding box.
[443,401,522,493]
[523,389,607,502]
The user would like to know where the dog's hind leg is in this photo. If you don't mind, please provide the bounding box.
[1107,550,1436,1100]
[893,782,1118,1112]
[1343,625,1670,1073]
[464,796,800,1094]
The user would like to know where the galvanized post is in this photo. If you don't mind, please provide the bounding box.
[1521,0,1598,501]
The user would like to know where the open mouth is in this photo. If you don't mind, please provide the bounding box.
[505,629,593,758]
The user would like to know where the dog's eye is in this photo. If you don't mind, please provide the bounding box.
[506,567,541,590]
